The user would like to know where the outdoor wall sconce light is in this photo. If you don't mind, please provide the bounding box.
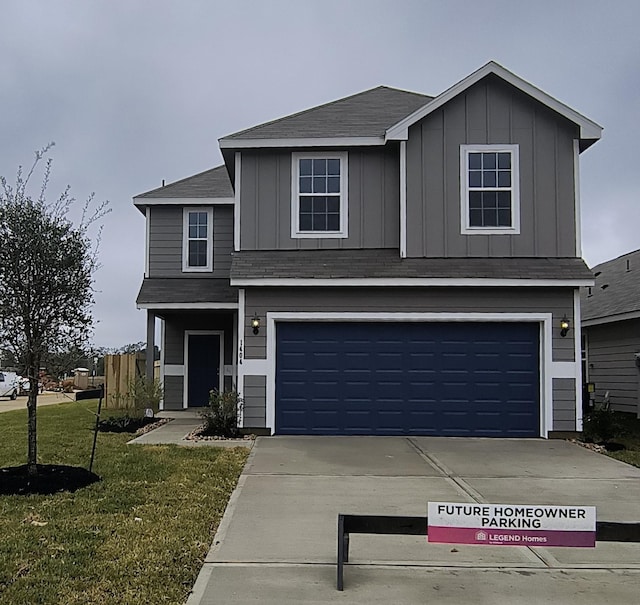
[560,315,570,337]
[251,315,261,335]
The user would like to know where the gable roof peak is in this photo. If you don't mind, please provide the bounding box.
[386,60,603,149]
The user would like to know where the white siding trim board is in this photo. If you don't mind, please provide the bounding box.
[234,152,241,252]
[137,303,239,310]
[219,136,383,149]
[159,318,165,410]
[264,311,570,438]
[231,277,594,287]
[573,288,583,431]
[400,141,407,258]
[136,197,234,206]
[144,207,150,278]
[237,289,246,425]
[573,140,582,257]
[164,364,185,376]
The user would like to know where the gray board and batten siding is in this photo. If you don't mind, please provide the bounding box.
[239,146,400,250]
[405,75,578,258]
[585,319,640,416]
[147,205,234,278]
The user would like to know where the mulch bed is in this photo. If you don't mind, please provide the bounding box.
[570,439,626,454]
[0,464,100,496]
[184,424,256,442]
[98,416,171,434]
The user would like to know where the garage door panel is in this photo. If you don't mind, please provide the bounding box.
[276,322,540,436]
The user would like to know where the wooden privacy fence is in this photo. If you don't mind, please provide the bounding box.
[104,353,145,410]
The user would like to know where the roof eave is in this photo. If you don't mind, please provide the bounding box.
[218,136,385,149]
[385,61,603,145]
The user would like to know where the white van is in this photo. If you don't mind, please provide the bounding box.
[0,371,19,400]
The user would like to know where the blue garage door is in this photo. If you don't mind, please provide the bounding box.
[275,322,539,437]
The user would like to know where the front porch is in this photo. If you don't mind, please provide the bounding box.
[145,309,237,410]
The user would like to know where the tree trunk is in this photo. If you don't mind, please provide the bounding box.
[27,358,39,476]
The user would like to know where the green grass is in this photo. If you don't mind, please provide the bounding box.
[0,401,249,604]
[606,412,640,468]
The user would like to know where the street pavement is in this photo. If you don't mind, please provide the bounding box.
[0,391,74,413]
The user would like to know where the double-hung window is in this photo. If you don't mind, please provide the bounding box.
[460,144,520,235]
[182,207,213,272]
[291,152,348,238]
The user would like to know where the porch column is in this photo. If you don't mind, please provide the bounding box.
[146,310,156,383]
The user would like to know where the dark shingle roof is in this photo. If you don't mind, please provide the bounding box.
[135,165,233,199]
[230,250,593,281]
[581,249,640,322]
[220,86,433,142]
[136,278,238,305]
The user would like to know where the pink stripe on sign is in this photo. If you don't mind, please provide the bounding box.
[428,526,596,548]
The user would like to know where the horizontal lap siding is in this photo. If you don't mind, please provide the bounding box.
[163,375,183,410]
[244,286,575,362]
[586,319,640,415]
[243,375,266,426]
[553,378,576,430]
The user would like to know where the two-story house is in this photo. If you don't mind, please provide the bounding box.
[134,61,601,438]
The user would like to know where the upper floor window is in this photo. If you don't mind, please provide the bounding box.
[291,152,348,238]
[182,207,213,272]
[460,144,520,235]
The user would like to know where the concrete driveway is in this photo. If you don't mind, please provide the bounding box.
[188,437,640,604]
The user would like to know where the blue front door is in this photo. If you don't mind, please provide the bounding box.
[187,334,221,407]
[275,322,540,436]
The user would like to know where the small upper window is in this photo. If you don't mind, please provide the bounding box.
[291,152,348,238]
[460,145,520,235]
[182,207,213,272]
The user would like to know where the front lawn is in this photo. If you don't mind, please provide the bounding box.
[606,412,640,468]
[0,400,249,604]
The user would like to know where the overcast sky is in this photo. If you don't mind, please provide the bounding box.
[1,0,638,348]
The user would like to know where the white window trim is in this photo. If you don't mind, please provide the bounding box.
[291,151,348,239]
[460,144,520,235]
[182,207,213,272]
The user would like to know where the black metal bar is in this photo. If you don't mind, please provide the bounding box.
[336,514,640,591]
[596,521,640,542]
[343,515,427,536]
[88,386,104,473]
[76,388,103,401]
[337,514,345,591]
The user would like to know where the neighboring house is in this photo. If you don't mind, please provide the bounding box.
[581,250,640,417]
[134,61,601,438]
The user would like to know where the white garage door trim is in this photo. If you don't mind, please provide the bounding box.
[265,312,560,438]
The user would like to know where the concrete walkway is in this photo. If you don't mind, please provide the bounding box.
[187,436,640,604]
[127,414,254,449]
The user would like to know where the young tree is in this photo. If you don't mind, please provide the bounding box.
[0,144,108,474]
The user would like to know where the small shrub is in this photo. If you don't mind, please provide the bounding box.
[199,390,243,438]
[109,377,163,417]
[583,407,618,443]
[128,376,163,417]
